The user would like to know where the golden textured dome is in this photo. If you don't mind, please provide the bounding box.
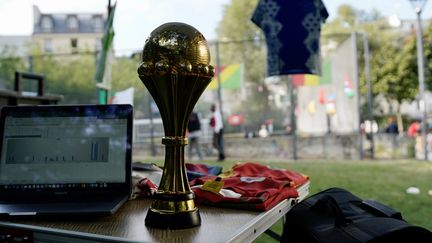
[138,22,213,77]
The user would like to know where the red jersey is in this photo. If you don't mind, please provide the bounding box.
[190,162,309,211]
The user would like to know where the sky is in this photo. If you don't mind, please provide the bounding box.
[0,0,431,55]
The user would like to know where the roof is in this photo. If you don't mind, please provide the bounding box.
[33,5,107,34]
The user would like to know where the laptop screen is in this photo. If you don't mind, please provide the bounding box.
[0,105,132,193]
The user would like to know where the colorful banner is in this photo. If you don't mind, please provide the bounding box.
[291,60,331,87]
[207,64,243,90]
[296,35,359,134]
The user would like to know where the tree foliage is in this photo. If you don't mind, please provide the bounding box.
[370,35,418,104]
[31,50,98,104]
[0,46,150,118]
[216,0,265,84]
[111,55,149,118]
[424,23,432,90]
[0,46,26,90]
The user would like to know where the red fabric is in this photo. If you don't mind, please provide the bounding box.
[135,178,158,197]
[291,74,304,87]
[190,162,309,211]
[192,178,298,211]
[210,117,215,127]
[318,88,326,104]
[407,122,420,137]
[185,163,223,180]
[186,164,211,174]
[230,162,308,188]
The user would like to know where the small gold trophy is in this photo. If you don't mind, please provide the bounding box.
[137,22,214,229]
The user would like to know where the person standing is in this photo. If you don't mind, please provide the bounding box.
[210,104,225,161]
[188,111,203,161]
[384,116,398,135]
[407,120,420,137]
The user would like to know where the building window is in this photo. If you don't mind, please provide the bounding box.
[41,16,53,32]
[44,39,52,53]
[93,15,103,32]
[67,16,79,32]
[71,38,78,53]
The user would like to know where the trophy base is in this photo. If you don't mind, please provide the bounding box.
[145,207,201,229]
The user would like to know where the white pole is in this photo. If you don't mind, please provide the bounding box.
[410,0,428,160]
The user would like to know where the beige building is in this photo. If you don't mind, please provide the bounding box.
[32,5,106,54]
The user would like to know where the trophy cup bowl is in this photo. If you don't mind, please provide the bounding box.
[137,22,214,229]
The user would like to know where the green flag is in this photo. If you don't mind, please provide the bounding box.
[95,3,116,104]
[207,64,244,90]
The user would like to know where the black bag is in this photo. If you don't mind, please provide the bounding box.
[282,187,432,243]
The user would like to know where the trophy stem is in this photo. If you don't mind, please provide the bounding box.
[145,136,201,229]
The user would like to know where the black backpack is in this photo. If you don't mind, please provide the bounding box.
[282,187,432,243]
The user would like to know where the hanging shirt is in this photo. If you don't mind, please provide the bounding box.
[251,0,329,76]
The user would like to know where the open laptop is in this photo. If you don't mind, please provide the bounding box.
[0,104,133,217]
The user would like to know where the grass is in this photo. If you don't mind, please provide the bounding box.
[249,159,432,243]
[136,156,432,242]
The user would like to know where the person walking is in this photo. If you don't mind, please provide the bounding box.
[210,104,225,161]
[188,111,203,161]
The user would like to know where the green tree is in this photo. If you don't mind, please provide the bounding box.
[31,49,98,104]
[322,4,385,39]
[111,55,149,118]
[0,46,26,90]
[0,45,103,104]
[216,0,265,84]
[364,23,413,130]
[371,36,417,105]
[26,47,155,118]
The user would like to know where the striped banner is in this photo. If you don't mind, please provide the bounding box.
[207,64,243,90]
[291,60,332,87]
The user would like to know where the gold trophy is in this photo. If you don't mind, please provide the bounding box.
[137,22,214,229]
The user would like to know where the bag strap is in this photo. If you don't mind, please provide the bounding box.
[360,199,403,220]
[348,217,432,243]
[312,194,351,227]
